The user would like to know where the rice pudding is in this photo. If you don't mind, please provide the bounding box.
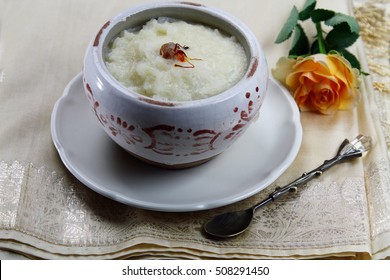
[105,19,247,101]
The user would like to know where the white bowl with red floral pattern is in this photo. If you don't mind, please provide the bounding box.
[83,2,268,168]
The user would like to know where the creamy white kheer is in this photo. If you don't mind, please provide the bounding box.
[105,19,247,101]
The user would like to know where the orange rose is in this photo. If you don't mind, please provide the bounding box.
[272,53,360,114]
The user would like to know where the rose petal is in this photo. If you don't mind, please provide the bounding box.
[272,53,360,115]
[271,57,296,86]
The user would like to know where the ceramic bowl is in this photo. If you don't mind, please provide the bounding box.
[83,2,268,168]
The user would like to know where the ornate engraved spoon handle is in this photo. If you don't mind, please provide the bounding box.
[252,134,372,211]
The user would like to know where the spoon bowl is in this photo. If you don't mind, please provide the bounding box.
[204,209,254,238]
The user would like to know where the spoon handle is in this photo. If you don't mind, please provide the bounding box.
[252,135,371,212]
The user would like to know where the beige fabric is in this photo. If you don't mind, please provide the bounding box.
[0,0,389,259]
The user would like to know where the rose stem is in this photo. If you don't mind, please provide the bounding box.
[315,22,327,54]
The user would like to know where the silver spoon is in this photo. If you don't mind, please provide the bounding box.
[203,134,372,239]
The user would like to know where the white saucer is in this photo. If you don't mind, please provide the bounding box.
[51,73,302,212]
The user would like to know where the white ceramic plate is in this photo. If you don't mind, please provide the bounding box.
[51,73,302,212]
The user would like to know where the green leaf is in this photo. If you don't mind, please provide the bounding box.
[311,9,335,23]
[289,24,310,56]
[275,6,299,43]
[310,40,320,54]
[288,54,311,59]
[310,39,331,54]
[325,22,359,49]
[299,0,316,20]
[325,13,360,34]
[338,49,361,71]
[310,39,319,54]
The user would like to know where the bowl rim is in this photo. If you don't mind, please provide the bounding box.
[88,1,264,108]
